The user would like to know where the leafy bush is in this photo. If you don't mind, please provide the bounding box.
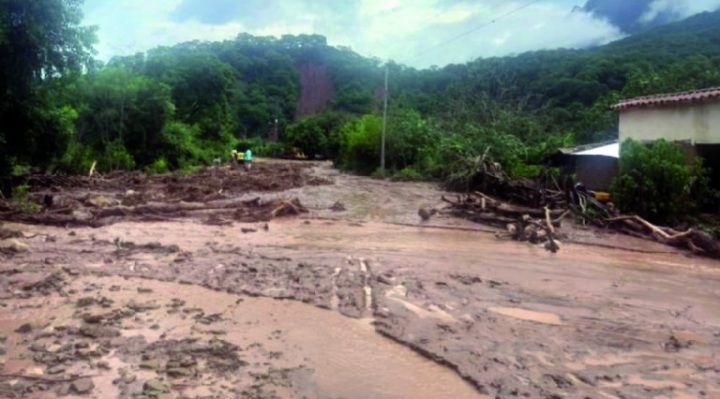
[337,115,382,174]
[11,183,40,214]
[145,158,169,174]
[611,139,714,225]
[57,139,97,174]
[160,122,208,169]
[284,118,328,158]
[99,140,135,172]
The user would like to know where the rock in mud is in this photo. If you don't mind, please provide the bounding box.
[140,359,163,370]
[82,314,104,324]
[71,378,95,394]
[127,300,161,312]
[143,379,170,393]
[137,287,153,293]
[14,323,33,334]
[30,342,46,352]
[80,325,121,338]
[76,297,95,308]
[167,367,194,377]
[330,201,346,212]
[47,365,66,375]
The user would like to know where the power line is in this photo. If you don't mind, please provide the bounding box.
[404,0,542,63]
[379,0,540,175]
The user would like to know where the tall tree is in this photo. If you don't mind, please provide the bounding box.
[0,0,96,174]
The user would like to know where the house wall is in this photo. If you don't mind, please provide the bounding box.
[618,100,720,144]
[575,156,619,192]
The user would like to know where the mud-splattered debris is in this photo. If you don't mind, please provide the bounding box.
[86,195,116,208]
[0,239,29,254]
[137,287,153,294]
[241,227,258,234]
[14,323,33,334]
[449,274,483,285]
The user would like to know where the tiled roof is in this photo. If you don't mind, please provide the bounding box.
[613,87,720,111]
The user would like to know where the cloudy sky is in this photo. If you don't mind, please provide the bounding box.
[82,0,720,68]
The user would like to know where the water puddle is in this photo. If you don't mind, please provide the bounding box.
[3,276,487,399]
[489,307,564,325]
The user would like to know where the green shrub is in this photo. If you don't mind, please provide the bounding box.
[284,118,328,158]
[338,115,382,174]
[611,139,714,225]
[11,183,40,214]
[145,158,169,174]
[99,140,135,172]
[57,139,97,174]
[11,164,32,176]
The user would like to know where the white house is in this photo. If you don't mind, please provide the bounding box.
[613,87,720,186]
[613,87,720,145]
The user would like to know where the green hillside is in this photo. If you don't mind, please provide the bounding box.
[2,1,720,182]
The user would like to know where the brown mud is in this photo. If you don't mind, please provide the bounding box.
[1,161,720,399]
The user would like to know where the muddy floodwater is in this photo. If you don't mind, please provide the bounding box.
[2,162,720,399]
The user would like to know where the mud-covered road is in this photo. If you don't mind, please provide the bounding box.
[1,161,719,399]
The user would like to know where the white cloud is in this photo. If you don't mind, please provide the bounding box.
[641,0,720,23]
[80,0,712,68]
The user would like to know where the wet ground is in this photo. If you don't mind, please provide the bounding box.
[1,161,720,399]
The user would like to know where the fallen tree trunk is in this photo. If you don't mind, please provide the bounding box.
[605,215,720,258]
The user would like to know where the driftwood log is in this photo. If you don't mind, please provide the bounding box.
[606,215,720,258]
[443,191,720,259]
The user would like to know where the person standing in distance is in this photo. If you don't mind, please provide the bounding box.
[244,148,253,171]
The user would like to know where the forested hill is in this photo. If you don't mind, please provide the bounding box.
[2,1,720,182]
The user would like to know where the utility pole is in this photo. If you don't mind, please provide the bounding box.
[381,67,389,177]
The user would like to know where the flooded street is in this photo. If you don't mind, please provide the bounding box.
[1,162,720,398]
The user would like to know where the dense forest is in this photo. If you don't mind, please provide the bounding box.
[2,0,720,187]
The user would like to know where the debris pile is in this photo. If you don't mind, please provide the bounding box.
[0,163,321,227]
[443,188,720,259]
[442,192,564,253]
